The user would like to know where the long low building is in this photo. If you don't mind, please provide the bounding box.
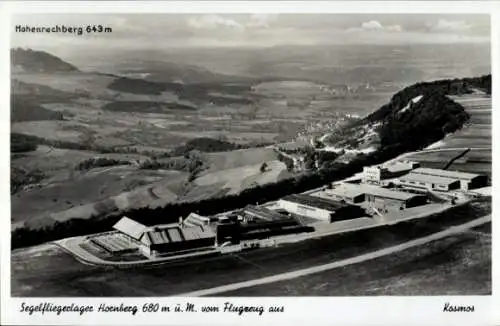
[399,173,460,192]
[323,183,427,209]
[242,205,289,222]
[409,167,488,190]
[324,183,365,204]
[278,194,365,222]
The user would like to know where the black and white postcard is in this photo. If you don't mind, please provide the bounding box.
[1,1,497,325]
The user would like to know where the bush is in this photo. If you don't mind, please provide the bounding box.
[11,167,45,194]
[11,133,39,153]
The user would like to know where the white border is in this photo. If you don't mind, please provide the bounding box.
[0,1,497,326]
[0,1,496,14]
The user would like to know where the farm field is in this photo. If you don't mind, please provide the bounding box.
[196,160,289,195]
[405,94,491,176]
[12,165,189,227]
[12,145,147,177]
[219,225,491,296]
[428,95,491,149]
[12,71,391,151]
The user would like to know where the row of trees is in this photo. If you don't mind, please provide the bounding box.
[76,157,132,171]
[11,131,272,160]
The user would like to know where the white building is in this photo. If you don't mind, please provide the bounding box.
[409,168,488,191]
[398,173,460,192]
[362,166,390,184]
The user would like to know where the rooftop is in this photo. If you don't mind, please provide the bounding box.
[412,167,481,180]
[399,173,460,186]
[327,182,423,201]
[385,161,419,173]
[113,216,148,240]
[325,183,365,199]
[281,194,349,211]
[141,225,215,246]
[243,205,288,221]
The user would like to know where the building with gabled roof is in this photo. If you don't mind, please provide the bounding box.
[112,216,216,258]
[113,216,147,240]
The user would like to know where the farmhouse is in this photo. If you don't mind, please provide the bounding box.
[399,173,460,192]
[409,167,488,190]
[278,194,365,222]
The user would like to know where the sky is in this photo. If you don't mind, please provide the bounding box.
[10,14,490,51]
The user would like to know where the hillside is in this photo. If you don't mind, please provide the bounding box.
[10,96,64,123]
[322,75,490,154]
[10,80,77,122]
[364,75,491,123]
[11,48,79,73]
[110,60,252,84]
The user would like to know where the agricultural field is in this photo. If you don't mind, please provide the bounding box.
[12,68,395,152]
[196,160,290,195]
[405,94,492,176]
[12,165,188,227]
[430,94,491,149]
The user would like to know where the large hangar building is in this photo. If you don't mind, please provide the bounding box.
[278,194,365,222]
[408,168,488,191]
[399,173,460,192]
[323,183,427,209]
[113,216,216,258]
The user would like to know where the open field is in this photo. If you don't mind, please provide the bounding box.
[12,67,400,151]
[12,166,187,225]
[406,148,491,177]
[202,148,279,173]
[11,143,293,228]
[427,95,491,150]
[218,224,491,296]
[403,94,491,176]
[12,145,147,176]
[197,160,289,195]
